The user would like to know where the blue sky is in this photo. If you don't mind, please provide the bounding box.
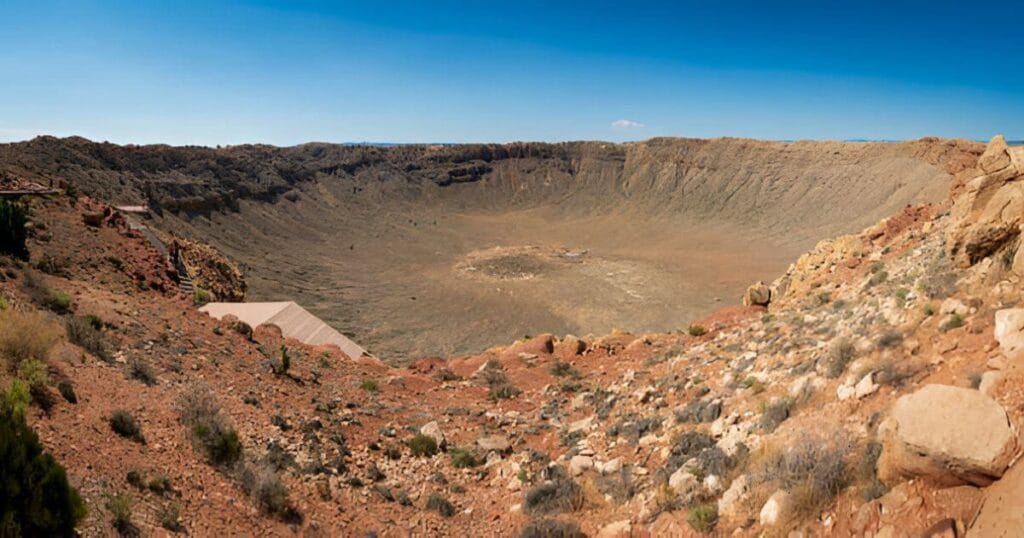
[1,1,1022,145]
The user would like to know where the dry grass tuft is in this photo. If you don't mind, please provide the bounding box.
[0,309,62,370]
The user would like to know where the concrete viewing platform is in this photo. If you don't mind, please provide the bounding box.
[200,301,366,360]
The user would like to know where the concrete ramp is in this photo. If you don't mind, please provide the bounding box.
[200,301,366,359]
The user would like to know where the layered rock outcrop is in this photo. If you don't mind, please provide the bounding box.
[947,135,1024,267]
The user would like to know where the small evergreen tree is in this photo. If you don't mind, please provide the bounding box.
[0,200,29,260]
[0,383,86,536]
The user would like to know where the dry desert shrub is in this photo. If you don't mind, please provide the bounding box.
[0,309,62,370]
[65,315,111,361]
[744,429,852,524]
[520,518,585,538]
[238,463,299,521]
[110,410,145,444]
[819,337,855,378]
[523,477,584,516]
[177,384,243,467]
[425,492,456,517]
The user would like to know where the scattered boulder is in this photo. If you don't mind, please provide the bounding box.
[569,455,594,476]
[599,458,622,476]
[717,475,749,520]
[879,384,1015,486]
[596,520,631,538]
[854,372,879,399]
[419,421,447,449]
[743,281,772,307]
[994,308,1024,361]
[978,134,1012,174]
[978,371,1003,397]
[506,334,554,356]
[476,434,511,454]
[555,334,586,357]
[668,468,700,501]
[940,298,969,317]
[759,490,793,527]
[568,416,595,434]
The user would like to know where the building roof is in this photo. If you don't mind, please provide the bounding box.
[199,301,366,359]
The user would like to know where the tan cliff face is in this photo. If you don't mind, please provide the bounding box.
[947,135,1024,268]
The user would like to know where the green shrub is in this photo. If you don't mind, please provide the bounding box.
[65,316,111,362]
[239,464,299,521]
[192,288,211,305]
[875,330,903,348]
[105,255,124,270]
[106,492,134,534]
[940,313,965,332]
[449,447,478,468]
[147,474,172,495]
[18,357,48,389]
[0,200,29,260]
[77,316,99,332]
[425,492,456,517]
[820,337,856,378]
[177,385,243,467]
[0,387,86,536]
[687,503,718,532]
[157,502,182,532]
[549,361,580,379]
[408,433,439,457]
[434,368,460,381]
[272,344,290,375]
[126,469,144,490]
[232,321,253,339]
[18,358,53,412]
[520,519,584,538]
[45,290,71,314]
[488,383,522,401]
[57,381,77,404]
[34,255,67,276]
[523,478,583,516]
[1,380,30,418]
[110,411,145,444]
[687,325,707,337]
[359,379,379,392]
[128,359,157,386]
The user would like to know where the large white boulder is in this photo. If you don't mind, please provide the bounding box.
[569,455,594,476]
[759,490,793,527]
[668,467,700,501]
[880,384,1016,486]
[419,421,446,449]
[994,308,1024,361]
[717,474,749,520]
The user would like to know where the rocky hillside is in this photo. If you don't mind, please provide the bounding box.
[1,135,1021,536]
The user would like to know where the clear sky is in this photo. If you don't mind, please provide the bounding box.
[1,1,1022,145]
